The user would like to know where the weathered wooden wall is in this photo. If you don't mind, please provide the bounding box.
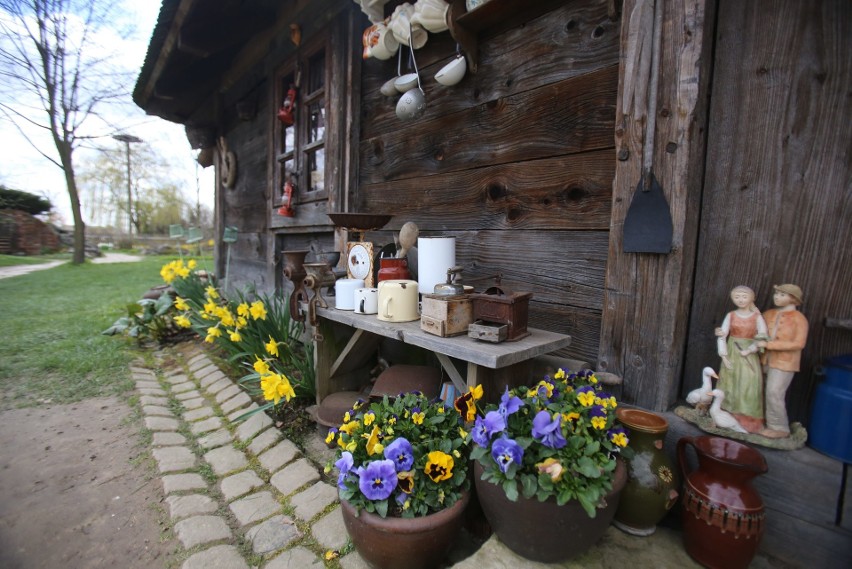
[682,0,852,425]
[358,0,621,364]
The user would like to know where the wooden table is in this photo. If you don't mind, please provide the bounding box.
[311,306,571,403]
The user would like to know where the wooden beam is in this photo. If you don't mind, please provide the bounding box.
[598,0,716,411]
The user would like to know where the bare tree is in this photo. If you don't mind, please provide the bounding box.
[0,0,129,263]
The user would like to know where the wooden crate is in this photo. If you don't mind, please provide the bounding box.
[420,294,473,337]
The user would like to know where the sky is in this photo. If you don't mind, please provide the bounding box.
[0,0,215,227]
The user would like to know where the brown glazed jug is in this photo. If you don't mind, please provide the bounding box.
[677,436,768,569]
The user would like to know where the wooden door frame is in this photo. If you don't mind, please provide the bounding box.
[598,0,717,411]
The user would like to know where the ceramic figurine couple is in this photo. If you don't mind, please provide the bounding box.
[715,284,808,439]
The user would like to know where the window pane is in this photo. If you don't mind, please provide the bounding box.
[283,124,295,152]
[308,51,325,93]
[308,148,325,193]
[309,100,325,144]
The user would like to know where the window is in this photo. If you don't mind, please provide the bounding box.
[274,42,328,208]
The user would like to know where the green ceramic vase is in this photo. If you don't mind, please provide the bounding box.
[613,408,679,536]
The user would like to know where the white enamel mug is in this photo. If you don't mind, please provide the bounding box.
[354,288,379,314]
[335,278,365,310]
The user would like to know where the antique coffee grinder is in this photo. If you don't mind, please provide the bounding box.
[282,250,310,322]
[303,262,336,340]
[468,277,533,342]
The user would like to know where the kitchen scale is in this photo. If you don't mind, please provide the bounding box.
[327,213,393,288]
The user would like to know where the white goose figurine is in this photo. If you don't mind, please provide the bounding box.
[706,389,748,433]
[686,367,719,413]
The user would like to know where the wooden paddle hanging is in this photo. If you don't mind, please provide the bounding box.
[623,0,673,254]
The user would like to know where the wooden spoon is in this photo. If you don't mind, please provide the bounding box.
[397,222,419,259]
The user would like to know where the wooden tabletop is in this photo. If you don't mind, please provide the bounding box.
[316,306,571,369]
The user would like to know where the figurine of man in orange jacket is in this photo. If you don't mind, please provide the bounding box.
[757,284,809,439]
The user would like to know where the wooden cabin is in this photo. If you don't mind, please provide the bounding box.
[134,1,851,566]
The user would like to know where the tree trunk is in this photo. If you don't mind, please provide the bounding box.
[57,141,86,265]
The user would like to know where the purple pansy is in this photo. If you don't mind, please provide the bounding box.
[358,459,398,501]
[384,437,414,471]
[498,387,523,417]
[491,436,524,473]
[471,411,506,447]
[335,451,354,490]
[531,410,567,449]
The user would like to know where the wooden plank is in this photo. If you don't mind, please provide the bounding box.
[599,0,716,411]
[361,0,620,137]
[358,151,614,231]
[360,65,619,184]
[681,0,852,424]
[316,306,570,369]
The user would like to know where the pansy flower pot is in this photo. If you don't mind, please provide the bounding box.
[340,490,469,569]
[473,459,626,563]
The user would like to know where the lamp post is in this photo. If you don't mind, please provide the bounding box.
[112,133,143,236]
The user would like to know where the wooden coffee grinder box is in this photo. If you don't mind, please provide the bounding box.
[420,293,473,337]
[468,286,533,342]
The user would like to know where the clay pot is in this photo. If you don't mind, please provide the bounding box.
[340,490,469,569]
[613,408,679,535]
[378,258,411,282]
[473,459,626,563]
[678,436,768,569]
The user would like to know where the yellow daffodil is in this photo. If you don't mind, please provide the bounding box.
[205,285,219,299]
[253,357,270,375]
[174,314,191,328]
[187,259,197,269]
[174,297,189,311]
[228,329,241,342]
[250,300,267,320]
[205,326,221,343]
[237,303,249,317]
[265,336,279,356]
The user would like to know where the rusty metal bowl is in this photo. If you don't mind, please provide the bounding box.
[327,213,393,231]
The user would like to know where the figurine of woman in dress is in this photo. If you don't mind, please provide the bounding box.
[714,286,768,433]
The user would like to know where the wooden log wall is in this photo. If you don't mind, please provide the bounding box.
[358,0,621,365]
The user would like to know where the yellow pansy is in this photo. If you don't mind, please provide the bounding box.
[424,451,454,482]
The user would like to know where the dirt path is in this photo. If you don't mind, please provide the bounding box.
[0,397,176,569]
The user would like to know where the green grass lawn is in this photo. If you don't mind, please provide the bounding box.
[0,256,177,409]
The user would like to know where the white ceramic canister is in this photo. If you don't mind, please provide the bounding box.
[335,278,365,310]
[417,236,455,296]
[377,279,420,322]
[354,287,379,314]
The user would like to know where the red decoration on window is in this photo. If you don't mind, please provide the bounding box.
[278,180,296,217]
[277,86,297,126]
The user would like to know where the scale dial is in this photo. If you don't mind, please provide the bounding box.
[346,241,374,287]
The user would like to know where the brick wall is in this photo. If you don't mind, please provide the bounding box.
[0,210,62,255]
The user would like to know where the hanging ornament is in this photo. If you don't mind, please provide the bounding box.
[278,85,297,126]
[277,180,296,217]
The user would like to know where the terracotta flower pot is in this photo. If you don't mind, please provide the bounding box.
[340,490,470,569]
[473,459,626,563]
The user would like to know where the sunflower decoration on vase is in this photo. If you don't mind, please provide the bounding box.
[328,390,471,569]
[467,369,630,563]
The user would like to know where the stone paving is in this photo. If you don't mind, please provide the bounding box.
[132,348,346,569]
